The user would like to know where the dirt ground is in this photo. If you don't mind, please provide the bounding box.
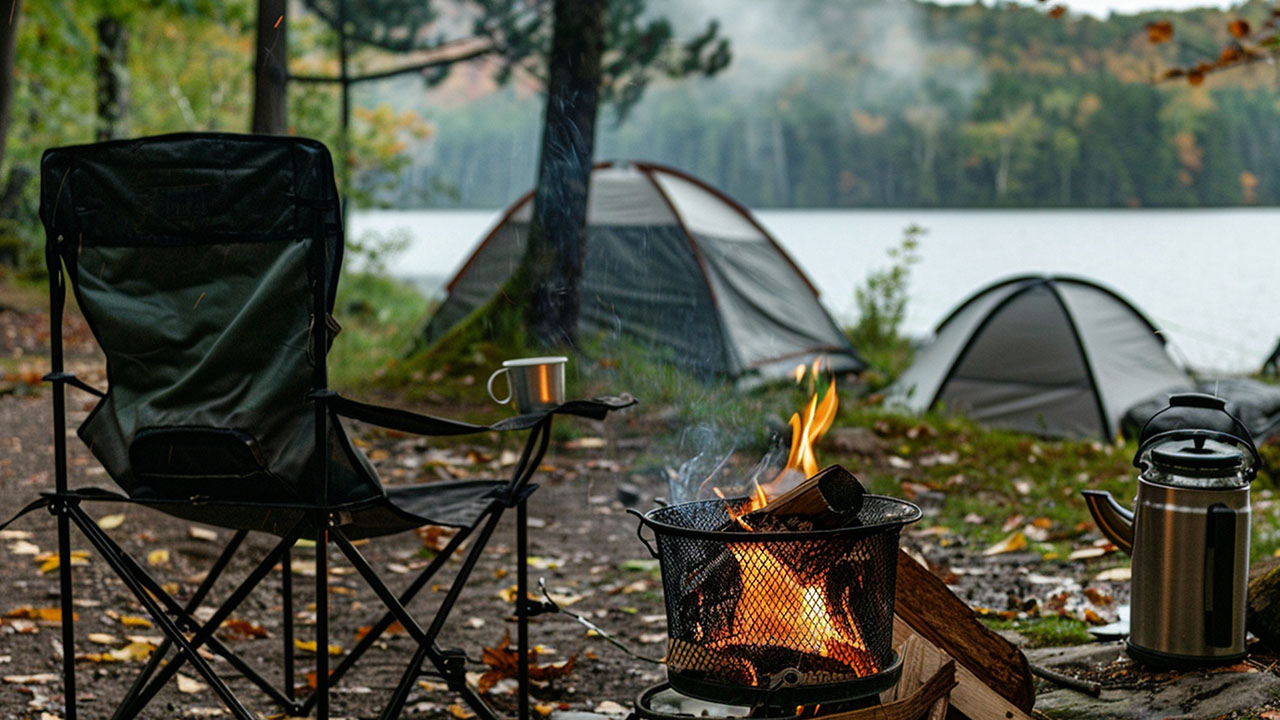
[0,303,1274,720]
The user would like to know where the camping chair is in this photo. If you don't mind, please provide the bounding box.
[17,132,633,720]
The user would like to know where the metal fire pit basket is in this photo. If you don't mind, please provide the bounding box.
[632,496,921,709]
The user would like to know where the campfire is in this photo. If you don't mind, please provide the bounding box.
[636,363,922,708]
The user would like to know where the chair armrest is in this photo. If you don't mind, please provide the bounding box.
[326,392,637,437]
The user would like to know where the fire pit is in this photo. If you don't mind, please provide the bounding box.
[633,493,921,710]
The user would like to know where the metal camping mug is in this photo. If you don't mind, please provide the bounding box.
[486,356,568,413]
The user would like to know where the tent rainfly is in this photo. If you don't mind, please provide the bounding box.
[886,275,1192,440]
[422,161,865,384]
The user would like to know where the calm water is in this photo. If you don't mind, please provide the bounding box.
[349,208,1280,375]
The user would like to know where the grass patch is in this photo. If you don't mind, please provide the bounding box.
[328,271,431,392]
[981,616,1095,648]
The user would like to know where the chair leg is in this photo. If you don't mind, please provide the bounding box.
[315,521,330,720]
[517,498,530,720]
[56,511,77,720]
[283,547,296,704]
[64,504,259,720]
[116,529,248,714]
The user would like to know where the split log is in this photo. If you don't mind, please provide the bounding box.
[1247,556,1280,648]
[894,550,1036,719]
[720,464,865,532]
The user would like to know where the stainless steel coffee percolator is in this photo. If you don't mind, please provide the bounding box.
[1083,393,1258,668]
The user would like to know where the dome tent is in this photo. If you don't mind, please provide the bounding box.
[422,161,865,384]
[887,275,1192,440]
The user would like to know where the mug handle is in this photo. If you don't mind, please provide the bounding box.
[487,367,512,404]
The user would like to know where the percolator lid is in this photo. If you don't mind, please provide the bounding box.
[1149,439,1244,476]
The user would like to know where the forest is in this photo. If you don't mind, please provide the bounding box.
[389,0,1280,209]
[7,0,1280,259]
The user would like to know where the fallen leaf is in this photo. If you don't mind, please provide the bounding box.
[354,621,405,641]
[1001,514,1025,533]
[1229,19,1251,39]
[414,526,456,553]
[3,673,57,684]
[593,700,628,716]
[562,437,606,450]
[477,630,576,695]
[1094,567,1131,582]
[120,615,153,628]
[147,549,170,567]
[4,607,75,623]
[176,674,207,694]
[86,633,119,645]
[8,540,40,555]
[109,641,157,662]
[1067,547,1108,561]
[293,639,342,656]
[534,703,556,717]
[1083,587,1113,605]
[983,531,1027,556]
[448,705,476,719]
[638,633,666,644]
[218,619,269,641]
[96,514,126,530]
[35,551,90,574]
[188,526,218,542]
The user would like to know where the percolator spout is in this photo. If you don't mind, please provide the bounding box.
[1082,490,1134,555]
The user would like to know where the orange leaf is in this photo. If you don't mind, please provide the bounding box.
[1147,20,1174,43]
[1229,19,1251,38]
[354,620,405,642]
[477,631,576,695]
[5,607,76,622]
[1219,44,1242,64]
[1047,5,1066,18]
[1188,68,1206,85]
[219,619,269,641]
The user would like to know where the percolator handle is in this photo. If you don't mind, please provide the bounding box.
[1135,392,1260,480]
[1169,393,1227,411]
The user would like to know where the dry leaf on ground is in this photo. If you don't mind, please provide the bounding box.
[477,630,575,695]
[96,514,125,530]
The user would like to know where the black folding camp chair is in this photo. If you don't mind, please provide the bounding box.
[16,132,633,720]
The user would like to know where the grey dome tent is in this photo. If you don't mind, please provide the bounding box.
[422,161,864,383]
[887,275,1192,440]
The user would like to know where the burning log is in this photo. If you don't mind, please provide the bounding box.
[719,464,865,533]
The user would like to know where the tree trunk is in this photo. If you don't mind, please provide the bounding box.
[95,16,129,142]
[0,0,21,176]
[522,0,606,348]
[251,0,288,134]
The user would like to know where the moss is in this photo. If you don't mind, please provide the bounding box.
[1020,617,1094,648]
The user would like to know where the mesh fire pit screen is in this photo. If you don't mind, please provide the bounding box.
[636,496,921,708]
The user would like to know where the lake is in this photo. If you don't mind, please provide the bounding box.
[349,208,1280,375]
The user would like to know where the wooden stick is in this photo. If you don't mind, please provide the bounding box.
[1029,663,1102,696]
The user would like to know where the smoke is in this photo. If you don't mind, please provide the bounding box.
[668,423,790,505]
[642,0,987,115]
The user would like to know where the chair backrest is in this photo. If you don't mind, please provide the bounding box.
[40,133,380,509]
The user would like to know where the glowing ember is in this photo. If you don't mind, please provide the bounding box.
[713,543,877,677]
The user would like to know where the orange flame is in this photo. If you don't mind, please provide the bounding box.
[691,360,875,681]
[714,543,876,676]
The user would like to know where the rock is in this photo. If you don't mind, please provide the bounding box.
[826,427,886,457]
[615,483,642,508]
[1248,556,1280,648]
[1034,667,1280,720]
[1025,642,1127,669]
